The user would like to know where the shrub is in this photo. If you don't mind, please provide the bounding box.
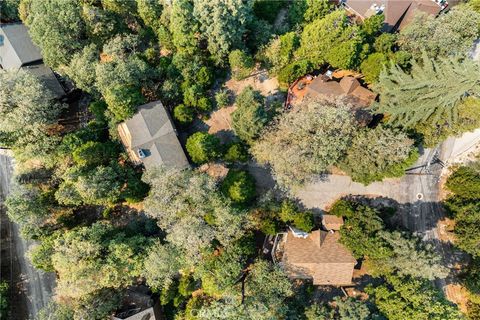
[277,60,314,87]
[279,200,314,232]
[221,169,256,204]
[174,104,195,125]
[215,90,230,108]
[229,49,254,80]
[72,141,118,167]
[104,85,144,121]
[329,199,356,219]
[223,142,249,163]
[185,132,221,164]
[196,97,212,112]
[360,52,388,84]
[446,166,480,200]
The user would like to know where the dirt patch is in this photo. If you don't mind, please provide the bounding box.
[225,70,280,99]
[198,163,229,181]
[437,218,456,243]
[204,105,237,144]
[445,283,470,313]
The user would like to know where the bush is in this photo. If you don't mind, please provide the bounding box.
[221,169,256,204]
[185,132,221,164]
[104,85,144,121]
[277,60,314,87]
[446,166,480,200]
[173,104,195,125]
[329,199,356,219]
[229,50,254,80]
[223,142,249,163]
[279,200,314,232]
[88,100,108,122]
[196,97,212,112]
[360,52,388,84]
[72,141,117,167]
[215,90,230,108]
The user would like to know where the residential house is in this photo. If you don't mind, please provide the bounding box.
[0,23,65,98]
[118,101,189,170]
[342,0,450,32]
[276,216,357,286]
[304,75,377,108]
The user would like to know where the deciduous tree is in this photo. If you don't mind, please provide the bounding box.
[251,100,357,187]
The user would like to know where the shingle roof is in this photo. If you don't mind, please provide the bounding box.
[305,76,377,108]
[282,230,356,286]
[322,215,344,231]
[120,101,189,170]
[344,0,444,32]
[0,23,42,69]
[22,64,65,98]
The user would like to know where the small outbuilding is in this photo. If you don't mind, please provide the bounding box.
[118,101,189,170]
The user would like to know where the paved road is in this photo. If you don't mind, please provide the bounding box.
[293,140,466,294]
[0,152,56,319]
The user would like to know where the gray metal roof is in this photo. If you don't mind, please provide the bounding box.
[123,101,189,170]
[0,23,42,69]
[22,64,65,98]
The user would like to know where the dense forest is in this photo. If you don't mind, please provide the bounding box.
[1,0,480,319]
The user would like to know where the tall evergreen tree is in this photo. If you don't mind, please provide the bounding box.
[375,54,480,128]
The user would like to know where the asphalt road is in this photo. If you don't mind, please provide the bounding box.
[0,152,56,319]
[293,139,466,293]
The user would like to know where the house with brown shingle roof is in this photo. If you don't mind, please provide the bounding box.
[275,215,356,286]
[342,0,450,32]
[280,229,356,286]
[304,75,377,108]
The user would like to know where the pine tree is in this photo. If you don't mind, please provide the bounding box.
[375,54,480,128]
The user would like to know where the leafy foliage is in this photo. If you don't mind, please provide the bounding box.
[229,50,254,80]
[193,0,253,64]
[0,281,8,319]
[296,10,364,69]
[360,52,388,84]
[398,6,480,58]
[374,54,480,129]
[223,142,249,163]
[231,86,269,144]
[52,222,152,301]
[221,169,256,204]
[252,100,357,188]
[143,167,246,262]
[186,132,222,164]
[173,104,195,125]
[262,32,299,74]
[340,126,418,185]
[367,275,462,320]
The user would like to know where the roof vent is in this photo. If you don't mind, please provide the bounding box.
[137,149,146,159]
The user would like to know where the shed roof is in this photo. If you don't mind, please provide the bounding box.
[120,101,189,170]
[0,23,42,69]
[23,64,65,98]
[322,215,344,231]
[282,230,356,285]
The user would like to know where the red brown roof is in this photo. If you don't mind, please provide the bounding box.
[305,76,377,108]
[282,230,356,286]
[344,0,445,32]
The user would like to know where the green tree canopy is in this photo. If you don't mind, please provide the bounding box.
[231,86,269,144]
[142,167,246,262]
[220,169,256,204]
[398,6,480,58]
[52,222,152,300]
[23,0,86,68]
[374,54,480,129]
[185,132,221,164]
[340,126,418,184]
[193,0,253,64]
[251,99,358,188]
[296,10,364,69]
